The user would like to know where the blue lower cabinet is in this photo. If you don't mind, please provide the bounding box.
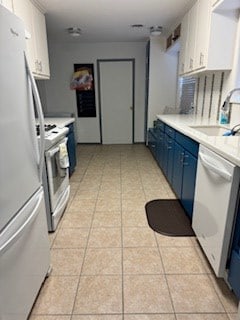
[228,250,240,299]
[148,124,199,219]
[162,137,168,176]
[166,137,174,184]
[172,141,198,219]
[156,130,164,167]
[66,123,77,176]
[161,133,174,181]
[181,150,197,218]
[148,129,157,158]
[228,208,240,299]
[172,142,184,199]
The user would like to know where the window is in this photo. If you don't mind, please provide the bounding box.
[179,76,196,114]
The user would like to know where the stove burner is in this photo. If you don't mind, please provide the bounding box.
[36,124,56,136]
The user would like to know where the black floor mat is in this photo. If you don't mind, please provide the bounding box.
[145,199,195,237]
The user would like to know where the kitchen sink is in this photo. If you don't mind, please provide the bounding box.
[190,125,229,136]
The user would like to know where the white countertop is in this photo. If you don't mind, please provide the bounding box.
[44,117,75,128]
[157,114,240,166]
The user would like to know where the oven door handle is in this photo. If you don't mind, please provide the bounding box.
[24,52,45,182]
[45,138,68,158]
[46,146,60,158]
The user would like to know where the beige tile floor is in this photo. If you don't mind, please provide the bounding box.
[30,144,239,320]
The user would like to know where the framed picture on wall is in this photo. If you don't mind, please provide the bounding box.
[71,63,96,117]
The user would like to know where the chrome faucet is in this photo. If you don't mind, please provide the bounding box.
[222,88,240,112]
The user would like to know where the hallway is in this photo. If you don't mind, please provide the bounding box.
[30,144,238,319]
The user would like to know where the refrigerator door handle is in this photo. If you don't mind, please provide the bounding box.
[0,192,43,256]
[24,52,45,182]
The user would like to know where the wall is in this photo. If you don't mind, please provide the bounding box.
[39,41,146,143]
[147,36,178,128]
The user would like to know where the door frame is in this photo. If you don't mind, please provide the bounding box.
[97,59,135,144]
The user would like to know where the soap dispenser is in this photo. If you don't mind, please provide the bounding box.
[219,109,229,124]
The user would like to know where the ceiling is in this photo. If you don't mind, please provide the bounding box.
[36,0,196,43]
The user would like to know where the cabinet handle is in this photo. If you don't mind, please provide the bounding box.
[39,61,43,72]
[182,154,189,166]
[167,146,172,150]
[189,58,193,70]
[35,60,39,72]
[200,53,204,66]
[181,63,184,73]
[180,152,185,163]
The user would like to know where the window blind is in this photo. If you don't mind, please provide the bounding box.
[179,76,196,114]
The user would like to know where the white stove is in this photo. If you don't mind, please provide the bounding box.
[36,124,69,150]
[36,122,70,231]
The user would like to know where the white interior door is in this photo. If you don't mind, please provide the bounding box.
[99,60,133,144]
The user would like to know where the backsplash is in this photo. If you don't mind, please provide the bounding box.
[194,72,225,121]
[193,71,240,125]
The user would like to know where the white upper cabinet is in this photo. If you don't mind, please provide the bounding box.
[13,0,50,79]
[194,0,211,70]
[13,0,36,72]
[31,3,50,78]
[184,2,198,73]
[1,0,13,11]
[179,0,238,76]
[178,13,189,75]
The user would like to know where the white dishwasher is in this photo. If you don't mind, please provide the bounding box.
[192,145,240,277]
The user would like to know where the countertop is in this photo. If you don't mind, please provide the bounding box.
[157,114,240,166]
[44,117,75,128]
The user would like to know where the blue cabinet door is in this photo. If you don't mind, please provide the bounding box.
[181,150,197,218]
[166,136,174,184]
[157,130,164,168]
[162,134,168,176]
[228,250,240,299]
[172,141,184,199]
[148,130,157,158]
[228,209,240,299]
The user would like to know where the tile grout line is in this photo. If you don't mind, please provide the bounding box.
[120,151,125,320]
[69,149,103,319]
[154,231,177,319]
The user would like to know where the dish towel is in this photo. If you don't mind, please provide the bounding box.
[59,142,69,169]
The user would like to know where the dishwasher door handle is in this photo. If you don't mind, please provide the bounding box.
[199,152,232,181]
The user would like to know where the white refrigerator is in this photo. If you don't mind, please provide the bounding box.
[0,5,50,320]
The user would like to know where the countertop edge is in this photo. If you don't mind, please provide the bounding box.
[156,114,240,166]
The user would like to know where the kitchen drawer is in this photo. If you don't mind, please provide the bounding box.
[165,125,175,138]
[149,128,157,139]
[175,131,199,157]
[156,119,165,132]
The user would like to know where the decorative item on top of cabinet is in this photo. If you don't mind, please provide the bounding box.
[179,0,238,76]
[166,24,181,52]
[13,0,50,79]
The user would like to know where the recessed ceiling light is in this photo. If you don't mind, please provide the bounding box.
[67,27,81,37]
[150,26,162,36]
